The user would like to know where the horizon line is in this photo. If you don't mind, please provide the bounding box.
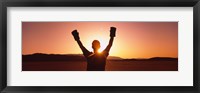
[22,53,178,59]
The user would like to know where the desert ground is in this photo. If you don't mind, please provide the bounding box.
[22,60,178,71]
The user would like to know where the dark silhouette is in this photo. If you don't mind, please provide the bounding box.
[72,27,116,71]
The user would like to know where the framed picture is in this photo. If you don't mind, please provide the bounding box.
[0,0,199,93]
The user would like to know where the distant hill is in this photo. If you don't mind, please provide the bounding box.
[22,53,177,62]
[122,57,178,61]
[22,53,123,62]
[148,57,178,61]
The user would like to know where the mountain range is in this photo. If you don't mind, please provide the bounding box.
[22,53,178,62]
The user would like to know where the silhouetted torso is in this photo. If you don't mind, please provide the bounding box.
[72,27,115,71]
[84,51,109,71]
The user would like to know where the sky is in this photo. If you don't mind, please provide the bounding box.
[22,22,178,58]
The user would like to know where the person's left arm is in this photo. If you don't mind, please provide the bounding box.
[104,27,116,53]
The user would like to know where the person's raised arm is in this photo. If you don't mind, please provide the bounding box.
[71,30,90,56]
[104,27,116,52]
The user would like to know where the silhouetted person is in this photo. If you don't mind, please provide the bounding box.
[72,27,116,71]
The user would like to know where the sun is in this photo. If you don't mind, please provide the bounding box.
[98,37,109,52]
[98,49,102,53]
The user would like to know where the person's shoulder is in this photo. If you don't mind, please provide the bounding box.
[88,51,94,56]
[102,50,109,56]
[84,51,93,57]
[102,49,109,53]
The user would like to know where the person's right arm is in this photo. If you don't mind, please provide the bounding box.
[76,39,89,54]
[71,30,90,56]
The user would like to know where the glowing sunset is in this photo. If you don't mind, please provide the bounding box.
[22,22,178,59]
[22,22,178,71]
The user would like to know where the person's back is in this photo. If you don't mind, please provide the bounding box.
[86,51,108,71]
[71,27,116,71]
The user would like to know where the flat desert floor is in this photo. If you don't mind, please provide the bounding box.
[22,60,178,71]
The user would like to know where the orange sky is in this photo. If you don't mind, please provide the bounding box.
[22,22,178,58]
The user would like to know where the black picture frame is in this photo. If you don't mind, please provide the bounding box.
[0,0,199,93]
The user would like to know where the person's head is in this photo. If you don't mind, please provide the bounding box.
[92,40,100,51]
